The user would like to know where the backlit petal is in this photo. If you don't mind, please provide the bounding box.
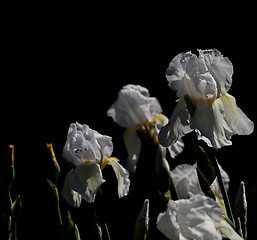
[220,93,254,135]
[192,100,233,148]
[200,49,233,95]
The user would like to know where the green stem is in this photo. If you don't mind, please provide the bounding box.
[208,150,235,226]
[56,199,63,226]
[105,223,111,240]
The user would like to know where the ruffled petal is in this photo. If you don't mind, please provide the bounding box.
[123,128,141,173]
[61,169,82,207]
[177,195,222,240]
[107,84,162,128]
[166,51,217,101]
[158,100,192,147]
[156,200,182,240]
[200,49,233,95]
[220,93,254,135]
[170,164,202,199]
[192,100,233,148]
[104,157,130,198]
[70,162,105,203]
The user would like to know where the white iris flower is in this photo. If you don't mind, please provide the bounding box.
[157,194,243,240]
[107,84,184,173]
[159,49,254,148]
[61,122,130,206]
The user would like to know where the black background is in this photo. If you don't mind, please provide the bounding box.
[1,3,256,239]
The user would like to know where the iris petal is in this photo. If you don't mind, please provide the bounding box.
[192,100,233,148]
[70,162,105,203]
[158,100,192,147]
[123,128,141,173]
[220,93,254,135]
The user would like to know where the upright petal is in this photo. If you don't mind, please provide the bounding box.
[166,51,217,101]
[93,130,114,159]
[192,100,233,148]
[200,49,233,96]
[123,128,141,173]
[61,169,82,207]
[158,100,192,147]
[104,157,130,198]
[107,84,162,128]
[70,162,105,203]
[220,93,254,135]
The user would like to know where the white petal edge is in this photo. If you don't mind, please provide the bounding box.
[105,157,130,198]
[61,169,82,207]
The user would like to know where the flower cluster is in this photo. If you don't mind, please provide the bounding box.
[59,49,253,239]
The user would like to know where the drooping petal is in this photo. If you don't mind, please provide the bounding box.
[158,100,192,147]
[70,162,105,203]
[123,128,141,173]
[103,157,130,198]
[170,164,202,199]
[192,100,233,148]
[220,93,254,135]
[107,84,162,128]
[200,49,233,96]
[61,169,82,207]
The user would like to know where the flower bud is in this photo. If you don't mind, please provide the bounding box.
[91,211,102,240]
[46,143,60,184]
[234,181,247,238]
[133,199,149,240]
[11,195,22,221]
[0,145,15,189]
